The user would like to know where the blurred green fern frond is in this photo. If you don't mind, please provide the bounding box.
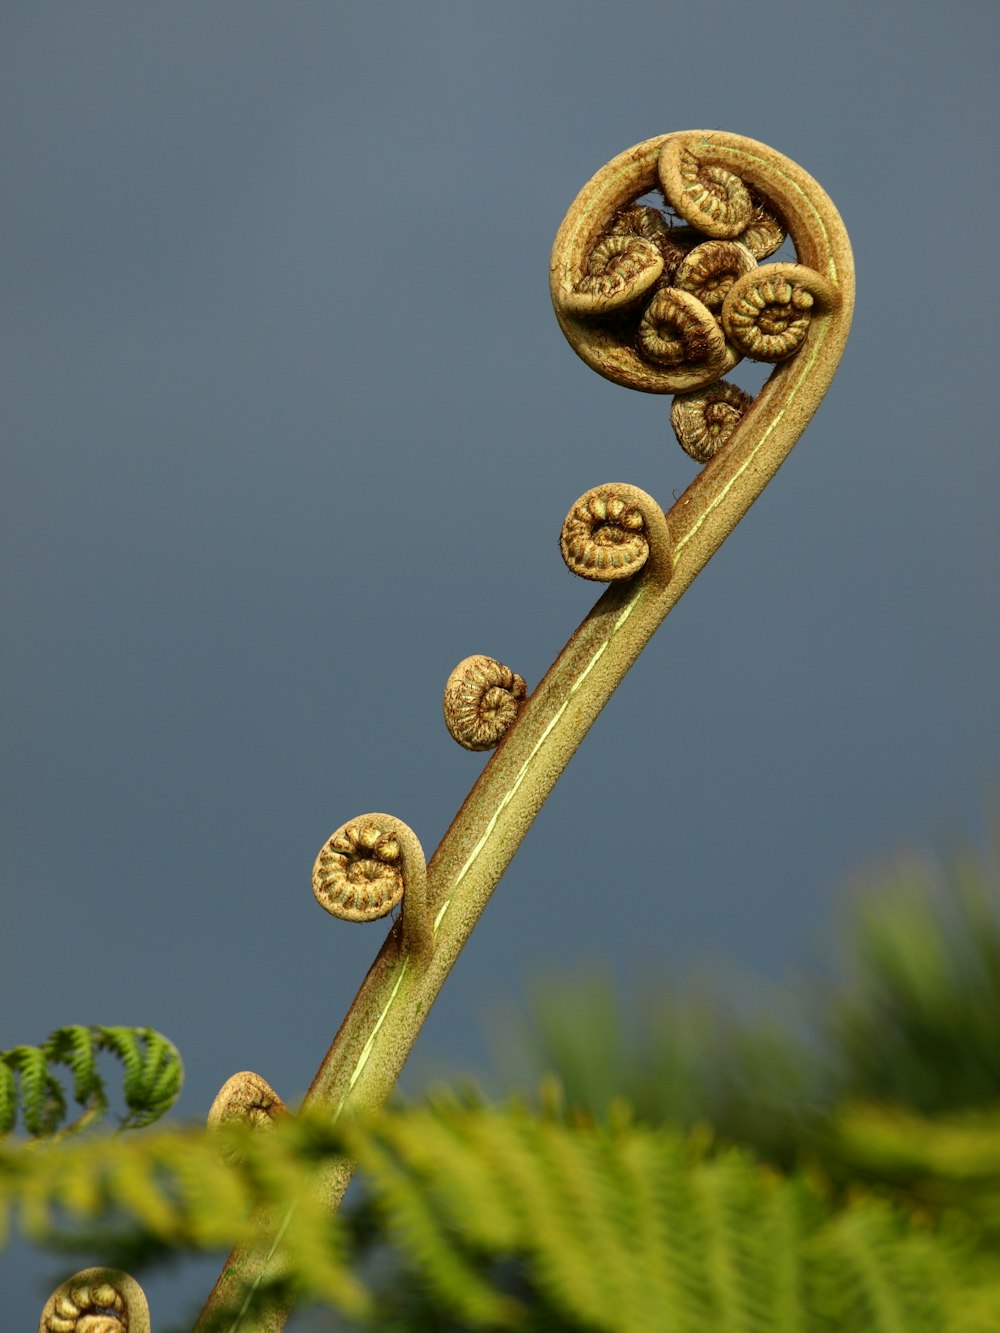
[0,1025,183,1138]
[7,1099,998,1332]
[344,1101,824,1331]
[827,837,1000,1111]
[492,828,1000,1162]
[492,966,825,1165]
[0,1109,370,1323]
[10,827,1000,1329]
[339,1099,1000,1332]
[806,1196,1000,1333]
[826,1101,1000,1240]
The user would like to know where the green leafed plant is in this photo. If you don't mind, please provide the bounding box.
[825,840,1000,1113]
[344,1100,1000,1333]
[491,829,1000,1151]
[1,1026,183,1139]
[5,833,1000,1329]
[340,828,1000,1329]
[7,1094,1000,1333]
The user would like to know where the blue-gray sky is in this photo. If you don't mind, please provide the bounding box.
[3,1,998,1325]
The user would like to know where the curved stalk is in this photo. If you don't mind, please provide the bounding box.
[195,130,854,1333]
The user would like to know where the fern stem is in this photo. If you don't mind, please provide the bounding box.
[194,130,854,1333]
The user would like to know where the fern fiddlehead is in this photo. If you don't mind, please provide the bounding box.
[443,655,527,752]
[0,1026,183,1139]
[312,814,432,960]
[39,1266,151,1333]
[208,1071,288,1135]
[195,129,853,1332]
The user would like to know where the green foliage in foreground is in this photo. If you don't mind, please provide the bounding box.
[3,1098,1000,1332]
[4,829,999,1329]
[0,1025,183,1138]
[345,827,1000,1329]
[496,833,1000,1155]
[343,1098,1000,1332]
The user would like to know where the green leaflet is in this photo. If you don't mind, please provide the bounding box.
[0,1044,64,1136]
[0,1025,183,1138]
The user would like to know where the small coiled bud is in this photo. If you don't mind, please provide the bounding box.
[313,818,407,921]
[560,487,650,581]
[443,655,527,751]
[721,262,838,362]
[673,240,757,317]
[40,1269,150,1333]
[569,232,664,314]
[609,205,692,279]
[636,288,732,391]
[610,204,672,247]
[312,814,432,958]
[658,140,754,238]
[208,1070,287,1133]
[671,380,754,464]
[207,1070,287,1168]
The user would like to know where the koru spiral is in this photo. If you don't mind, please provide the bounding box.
[40,1268,151,1333]
[550,131,846,462]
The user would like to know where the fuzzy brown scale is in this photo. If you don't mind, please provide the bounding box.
[737,197,786,259]
[610,204,672,246]
[661,224,704,252]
